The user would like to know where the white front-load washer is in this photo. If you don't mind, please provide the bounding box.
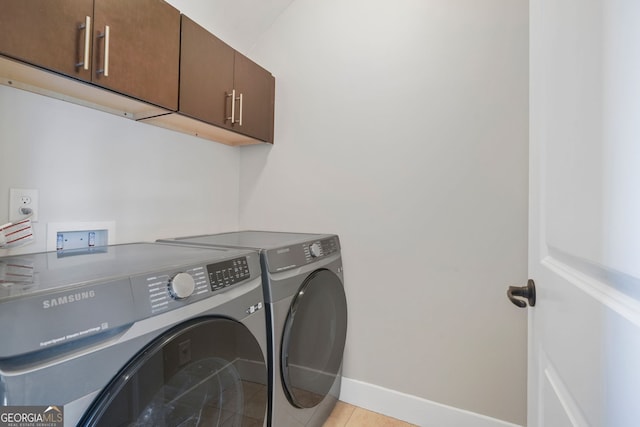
[158,231,348,427]
[0,243,269,427]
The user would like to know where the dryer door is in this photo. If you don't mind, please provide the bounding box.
[281,269,348,408]
[81,317,267,426]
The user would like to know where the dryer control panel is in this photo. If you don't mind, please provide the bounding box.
[303,238,339,262]
[266,236,341,273]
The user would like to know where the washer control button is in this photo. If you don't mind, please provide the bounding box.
[309,242,322,258]
[169,272,195,299]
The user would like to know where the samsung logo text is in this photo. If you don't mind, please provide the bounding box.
[42,290,96,309]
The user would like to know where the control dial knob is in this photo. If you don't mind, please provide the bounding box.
[168,272,195,299]
[309,242,322,258]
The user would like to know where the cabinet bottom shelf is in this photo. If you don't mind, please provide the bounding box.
[139,112,269,146]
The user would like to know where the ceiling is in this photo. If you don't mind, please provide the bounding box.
[167,0,297,54]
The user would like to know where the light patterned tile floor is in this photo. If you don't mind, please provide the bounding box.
[323,401,418,427]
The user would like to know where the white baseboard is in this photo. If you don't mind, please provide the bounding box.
[339,377,523,427]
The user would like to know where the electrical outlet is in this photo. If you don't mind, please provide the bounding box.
[9,188,39,222]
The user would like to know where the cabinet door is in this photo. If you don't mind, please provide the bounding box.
[0,0,94,81]
[93,0,179,110]
[234,53,275,143]
[179,16,235,129]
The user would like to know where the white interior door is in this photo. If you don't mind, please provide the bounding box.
[528,0,640,426]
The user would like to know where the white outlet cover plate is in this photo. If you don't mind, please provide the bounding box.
[9,188,39,222]
[46,221,116,252]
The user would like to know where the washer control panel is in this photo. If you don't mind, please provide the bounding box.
[207,257,250,291]
[141,265,209,314]
[131,256,253,315]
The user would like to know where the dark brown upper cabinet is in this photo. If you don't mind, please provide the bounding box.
[233,52,275,143]
[0,0,95,80]
[179,16,235,130]
[0,4,273,146]
[179,16,275,143]
[0,0,180,111]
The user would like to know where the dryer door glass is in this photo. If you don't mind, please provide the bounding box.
[81,317,267,426]
[281,269,348,408]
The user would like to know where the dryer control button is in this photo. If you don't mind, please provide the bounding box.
[169,272,195,299]
[309,242,322,258]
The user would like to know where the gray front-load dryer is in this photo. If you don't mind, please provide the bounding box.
[0,243,269,427]
[158,231,348,427]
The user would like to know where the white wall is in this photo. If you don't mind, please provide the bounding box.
[240,0,529,425]
[0,85,240,256]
